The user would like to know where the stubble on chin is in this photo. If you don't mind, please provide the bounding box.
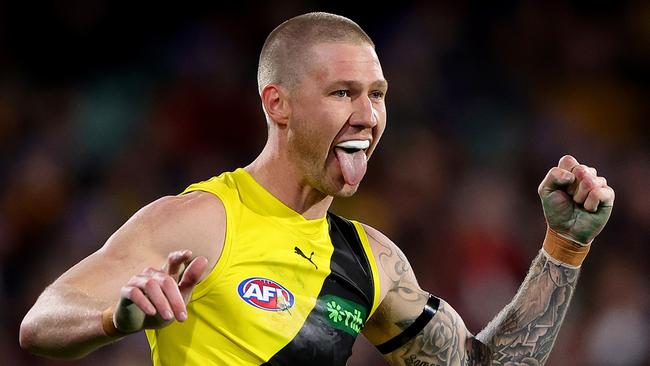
[332,182,360,198]
[286,128,363,199]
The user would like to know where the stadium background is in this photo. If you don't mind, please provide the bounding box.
[1,1,648,365]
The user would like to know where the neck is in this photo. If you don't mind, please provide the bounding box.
[244,142,333,220]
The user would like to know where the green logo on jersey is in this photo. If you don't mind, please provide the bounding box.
[322,295,367,335]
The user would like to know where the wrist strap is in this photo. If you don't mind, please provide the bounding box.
[542,228,591,268]
[102,306,127,337]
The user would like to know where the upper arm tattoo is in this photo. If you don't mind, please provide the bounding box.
[364,229,485,365]
[362,229,427,338]
[365,226,580,366]
[390,301,491,366]
[378,243,427,304]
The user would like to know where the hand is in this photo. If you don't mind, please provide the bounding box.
[538,155,615,244]
[113,250,208,333]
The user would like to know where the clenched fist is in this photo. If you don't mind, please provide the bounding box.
[538,155,615,244]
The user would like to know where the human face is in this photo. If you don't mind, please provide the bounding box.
[287,42,387,198]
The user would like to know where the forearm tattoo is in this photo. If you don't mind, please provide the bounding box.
[476,252,579,365]
[370,229,579,366]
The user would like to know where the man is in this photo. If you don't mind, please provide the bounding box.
[20,12,614,365]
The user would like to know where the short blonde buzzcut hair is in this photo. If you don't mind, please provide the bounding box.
[257,12,375,94]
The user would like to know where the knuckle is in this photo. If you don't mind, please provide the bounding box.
[154,272,169,282]
[162,276,176,288]
[144,278,159,290]
[573,165,587,175]
[559,154,575,165]
[582,178,595,190]
[549,167,562,176]
[123,286,138,299]
[598,188,610,198]
[126,276,140,286]
[134,274,151,286]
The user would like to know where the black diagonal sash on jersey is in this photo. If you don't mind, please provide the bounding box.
[261,213,375,366]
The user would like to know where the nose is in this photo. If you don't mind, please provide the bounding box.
[348,95,378,129]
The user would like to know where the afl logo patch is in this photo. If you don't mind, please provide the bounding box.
[237,277,295,312]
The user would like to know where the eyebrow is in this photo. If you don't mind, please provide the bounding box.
[326,79,389,90]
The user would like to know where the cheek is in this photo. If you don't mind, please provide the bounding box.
[307,104,349,141]
[289,115,333,160]
[320,101,351,129]
[291,97,351,151]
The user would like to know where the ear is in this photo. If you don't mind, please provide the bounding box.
[261,84,291,126]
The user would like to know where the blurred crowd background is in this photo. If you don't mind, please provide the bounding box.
[1,1,648,365]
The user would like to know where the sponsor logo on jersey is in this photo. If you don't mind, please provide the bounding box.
[237,277,295,312]
[322,294,367,335]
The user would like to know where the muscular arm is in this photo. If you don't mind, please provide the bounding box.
[363,228,578,366]
[19,191,225,359]
[363,156,613,365]
[476,251,578,364]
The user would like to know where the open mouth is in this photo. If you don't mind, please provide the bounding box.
[333,140,370,186]
[335,139,370,154]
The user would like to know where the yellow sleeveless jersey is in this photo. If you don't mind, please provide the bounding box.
[145,168,381,365]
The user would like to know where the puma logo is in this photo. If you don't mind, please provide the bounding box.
[294,246,318,269]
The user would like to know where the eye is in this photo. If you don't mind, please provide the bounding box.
[332,90,350,98]
[370,90,385,100]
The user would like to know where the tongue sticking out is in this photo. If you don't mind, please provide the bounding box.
[334,148,367,186]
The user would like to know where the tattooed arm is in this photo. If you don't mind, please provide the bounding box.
[362,155,614,365]
[362,226,578,365]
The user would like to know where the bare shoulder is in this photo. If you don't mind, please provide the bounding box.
[359,224,479,365]
[58,191,226,294]
[360,223,421,302]
[359,224,429,342]
[132,190,225,228]
[105,191,226,263]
